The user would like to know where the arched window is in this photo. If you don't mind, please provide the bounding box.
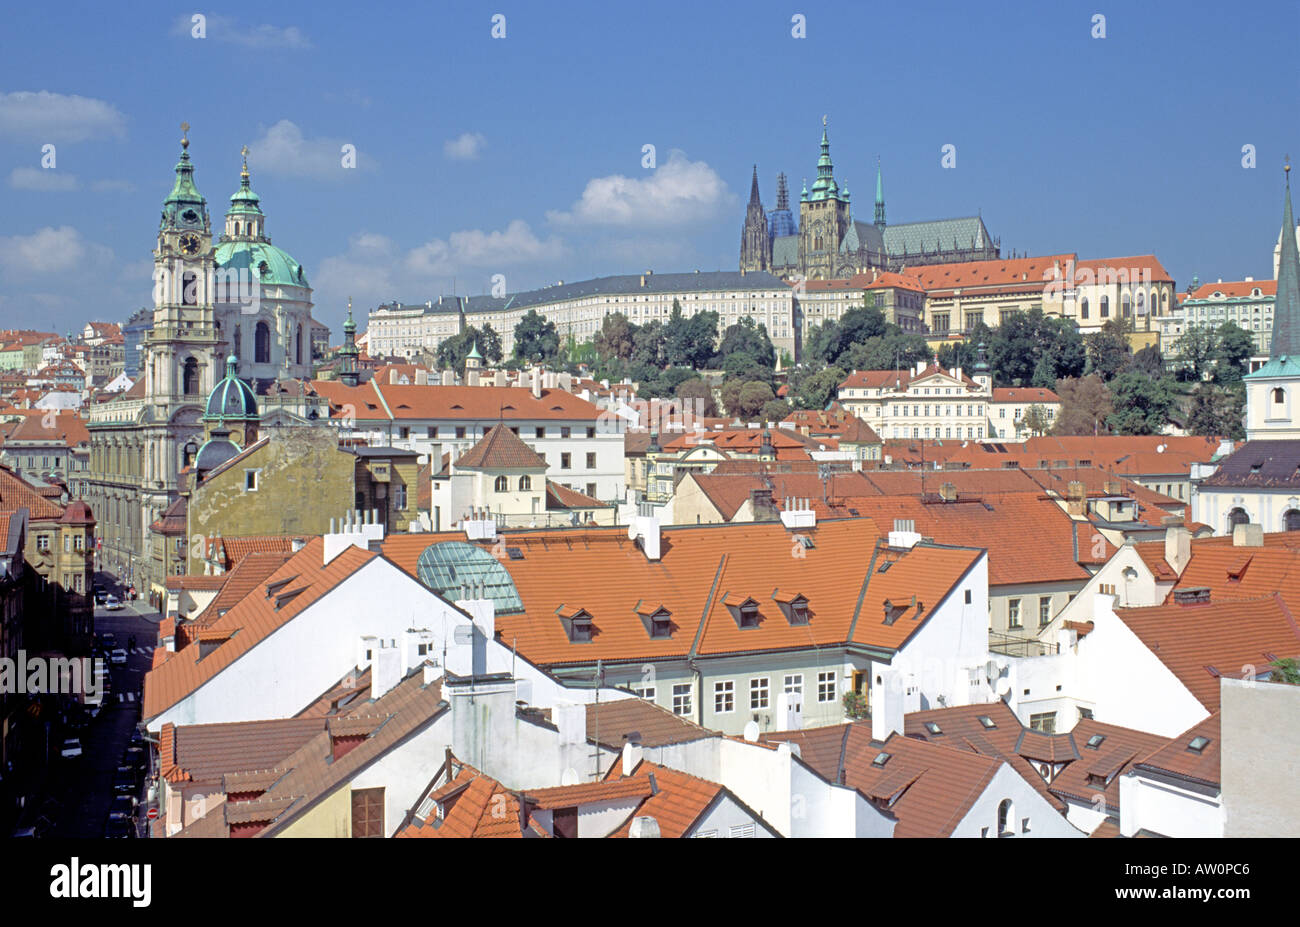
[296,324,303,365]
[1285,509,1300,532]
[255,321,271,364]
[234,222,241,236]
[519,475,531,491]
[182,357,199,395]
[997,799,1014,837]
[494,476,509,492]
[1273,387,1285,405]
[233,324,241,359]
[1228,507,1249,529]
[1100,295,1110,318]
[1136,292,1144,314]
[1080,297,1089,319]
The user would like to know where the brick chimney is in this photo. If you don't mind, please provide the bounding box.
[939,481,957,502]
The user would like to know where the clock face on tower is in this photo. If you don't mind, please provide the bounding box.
[179,233,200,255]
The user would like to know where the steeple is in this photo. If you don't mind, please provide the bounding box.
[1273,160,1300,359]
[776,173,790,212]
[161,121,209,232]
[339,298,360,387]
[748,165,761,206]
[874,157,886,230]
[739,164,770,272]
[808,116,845,203]
[224,145,266,242]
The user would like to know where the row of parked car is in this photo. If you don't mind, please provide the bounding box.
[107,729,149,838]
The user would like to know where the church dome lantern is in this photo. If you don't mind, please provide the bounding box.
[204,355,259,422]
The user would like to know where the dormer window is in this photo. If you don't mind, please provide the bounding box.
[636,603,673,639]
[724,595,762,629]
[774,592,811,626]
[557,606,595,643]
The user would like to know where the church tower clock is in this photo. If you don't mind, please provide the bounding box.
[144,122,219,409]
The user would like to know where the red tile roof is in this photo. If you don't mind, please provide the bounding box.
[1133,711,1221,787]
[1186,279,1276,300]
[906,254,1077,297]
[454,423,546,470]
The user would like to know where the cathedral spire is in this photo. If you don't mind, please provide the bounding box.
[1274,159,1300,359]
[776,173,790,212]
[748,165,761,206]
[874,156,886,230]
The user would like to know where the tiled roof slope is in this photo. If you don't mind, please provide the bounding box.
[1115,595,1300,711]
[384,521,982,668]
[144,538,376,720]
[455,423,546,470]
[168,717,329,784]
[585,697,717,750]
[1047,719,1170,813]
[1133,711,1222,788]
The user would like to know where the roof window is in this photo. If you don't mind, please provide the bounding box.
[1085,734,1105,749]
[1187,736,1211,754]
[977,715,997,729]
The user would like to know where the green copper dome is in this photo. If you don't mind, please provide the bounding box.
[213,239,309,287]
[204,355,259,421]
[227,152,264,217]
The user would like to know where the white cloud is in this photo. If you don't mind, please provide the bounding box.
[247,120,372,180]
[90,179,136,193]
[443,132,486,161]
[0,91,126,142]
[0,226,113,275]
[547,150,735,228]
[171,14,311,49]
[406,220,566,276]
[8,168,79,192]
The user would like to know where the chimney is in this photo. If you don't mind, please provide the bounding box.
[939,481,957,502]
[1164,521,1191,574]
[1232,523,1263,547]
[290,536,306,552]
[531,367,542,399]
[453,597,495,678]
[442,370,456,386]
[633,515,661,561]
[871,669,905,741]
[621,733,644,776]
[1103,479,1122,496]
[371,638,402,699]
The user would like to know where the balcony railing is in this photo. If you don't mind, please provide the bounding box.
[988,630,1059,659]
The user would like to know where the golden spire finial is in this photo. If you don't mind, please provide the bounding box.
[822,114,827,127]
[180,121,190,150]
[240,144,250,180]
[1286,154,1292,175]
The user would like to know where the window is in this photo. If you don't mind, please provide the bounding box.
[1085,733,1106,750]
[633,684,655,701]
[64,534,71,553]
[1029,712,1056,734]
[1008,598,1022,628]
[964,589,972,604]
[535,427,545,438]
[817,671,836,703]
[351,787,385,838]
[1038,597,1051,627]
[245,469,259,492]
[672,683,693,716]
[997,799,1013,837]
[586,426,596,438]
[518,475,531,491]
[728,823,757,838]
[560,427,571,439]
[1100,295,1109,317]
[395,484,407,510]
[750,677,770,710]
[561,453,571,469]
[455,426,466,439]
[586,452,596,469]
[255,321,271,364]
[1228,507,1249,529]
[586,483,597,497]
[784,674,803,699]
[1080,297,1089,319]
[494,475,508,492]
[1286,509,1300,532]
[714,680,734,713]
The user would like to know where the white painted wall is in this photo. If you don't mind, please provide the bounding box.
[1119,772,1223,838]
[688,793,777,838]
[348,712,453,837]
[953,764,1084,838]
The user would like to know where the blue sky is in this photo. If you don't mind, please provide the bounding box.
[1,0,1297,338]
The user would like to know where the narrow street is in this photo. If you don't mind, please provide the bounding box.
[41,592,161,838]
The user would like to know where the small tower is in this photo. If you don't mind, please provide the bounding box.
[972,342,992,394]
[874,157,887,230]
[739,165,770,273]
[464,338,483,386]
[1242,161,1300,439]
[339,299,360,387]
[223,146,266,242]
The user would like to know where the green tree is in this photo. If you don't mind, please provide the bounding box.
[760,398,792,423]
[631,320,665,367]
[685,311,719,368]
[662,299,693,367]
[1187,382,1245,439]
[789,364,847,410]
[1106,371,1178,434]
[1173,326,1218,382]
[1212,321,1254,385]
[1051,375,1115,435]
[736,381,776,419]
[1085,318,1132,381]
[839,305,888,348]
[513,310,560,364]
[675,377,718,418]
[1269,658,1300,685]
[435,325,500,374]
[804,319,842,366]
[1021,404,1052,437]
[717,317,776,369]
[593,312,635,360]
[1130,344,1164,378]
[839,332,930,372]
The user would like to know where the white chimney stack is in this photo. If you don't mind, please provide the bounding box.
[622,735,644,776]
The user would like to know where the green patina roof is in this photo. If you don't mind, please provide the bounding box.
[214,239,308,288]
[1272,167,1300,359]
[161,145,209,230]
[204,355,259,421]
[1244,355,1300,380]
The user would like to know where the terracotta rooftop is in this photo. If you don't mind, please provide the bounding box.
[454,423,546,470]
[585,697,717,750]
[164,717,328,785]
[1047,719,1170,814]
[1133,711,1222,788]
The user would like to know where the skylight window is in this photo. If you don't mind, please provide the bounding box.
[1187,736,1211,754]
[924,722,942,735]
[977,715,997,729]
[872,752,891,767]
[1085,734,1105,749]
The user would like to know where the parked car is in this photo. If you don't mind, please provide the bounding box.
[129,727,145,748]
[109,647,127,665]
[110,794,137,818]
[105,815,134,838]
[112,766,138,794]
[122,745,147,772]
[94,591,106,605]
[100,632,116,648]
[104,595,123,611]
[60,738,82,759]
